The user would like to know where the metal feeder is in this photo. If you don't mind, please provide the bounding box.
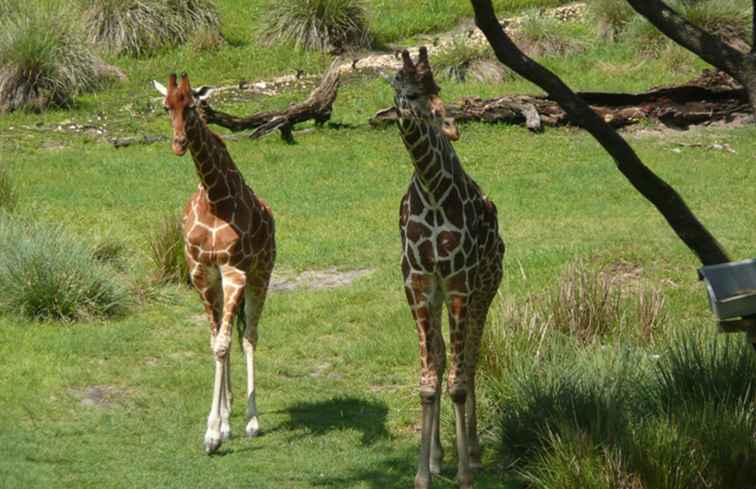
[698,258,756,345]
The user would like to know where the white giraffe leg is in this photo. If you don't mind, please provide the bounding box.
[244,338,259,437]
[204,351,225,453]
[219,351,232,441]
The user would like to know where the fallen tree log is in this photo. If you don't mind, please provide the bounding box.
[369,71,750,131]
[201,63,341,143]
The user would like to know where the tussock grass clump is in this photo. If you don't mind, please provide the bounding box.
[682,0,753,49]
[149,211,190,285]
[647,334,756,409]
[490,334,756,489]
[544,260,665,343]
[0,166,18,212]
[0,3,110,112]
[0,214,127,321]
[83,0,221,57]
[189,27,225,52]
[514,10,586,57]
[262,0,370,52]
[433,36,514,83]
[588,0,636,40]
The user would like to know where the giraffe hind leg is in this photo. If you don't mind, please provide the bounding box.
[242,272,271,438]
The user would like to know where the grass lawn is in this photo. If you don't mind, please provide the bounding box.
[1,1,755,488]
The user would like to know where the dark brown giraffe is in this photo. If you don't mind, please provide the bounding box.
[390,48,505,489]
[154,73,276,454]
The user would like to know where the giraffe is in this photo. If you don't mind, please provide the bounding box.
[153,73,276,454]
[389,48,505,489]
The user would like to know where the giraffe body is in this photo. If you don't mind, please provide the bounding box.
[155,74,275,454]
[391,48,505,489]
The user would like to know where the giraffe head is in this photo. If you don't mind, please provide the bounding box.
[153,73,214,156]
[390,47,459,141]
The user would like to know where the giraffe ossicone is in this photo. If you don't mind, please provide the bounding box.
[392,47,506,489]
[155,72,276,454]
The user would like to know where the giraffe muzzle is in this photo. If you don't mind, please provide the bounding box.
[172,137,188,156]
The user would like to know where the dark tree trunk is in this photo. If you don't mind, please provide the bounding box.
[625,0,756,117]
[470,0,730,266]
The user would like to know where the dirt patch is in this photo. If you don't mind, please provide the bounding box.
[600,259,643,287]
[67,385,129,408]
[270,267,374,292]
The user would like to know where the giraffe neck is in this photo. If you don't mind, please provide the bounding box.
[398,116,462,204]
[185,109,247,205]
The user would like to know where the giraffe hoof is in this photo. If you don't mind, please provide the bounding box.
[220,427,232,441]
[245,417,261,437]
[204,436,222,454]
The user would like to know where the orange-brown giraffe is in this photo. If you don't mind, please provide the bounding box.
[390,48,505,489]
[154,73,276,454]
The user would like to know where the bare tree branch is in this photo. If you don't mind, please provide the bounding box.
[200,63,341,141]
[470,0,730,266]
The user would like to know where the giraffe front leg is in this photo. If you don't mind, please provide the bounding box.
[213,266,246,358]
[205,265,246,454]
[447,294,473,489]
[219,350,232,441]
[429,297,445,476]
[187,261,226,454]
[405,274,441,489]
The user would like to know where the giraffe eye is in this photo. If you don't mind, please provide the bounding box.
[406,93,418,101]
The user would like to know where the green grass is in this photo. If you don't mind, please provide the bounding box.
[1,1,755,487]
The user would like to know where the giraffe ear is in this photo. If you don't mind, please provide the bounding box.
[193,85,215,102]
[153,80,168,96]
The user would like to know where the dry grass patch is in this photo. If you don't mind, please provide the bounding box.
[83,0,221,56]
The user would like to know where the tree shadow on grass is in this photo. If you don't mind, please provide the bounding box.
[281,395,390,446]
[312,447,512,489]
[313,450,417,489]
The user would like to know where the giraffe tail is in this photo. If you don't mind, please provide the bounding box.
[235,296,247,353]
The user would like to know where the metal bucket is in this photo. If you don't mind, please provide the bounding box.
[698,258,756,320]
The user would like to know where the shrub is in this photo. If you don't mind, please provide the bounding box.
[262,0,370,52]
[0,165,18,212]
[83,0,221,56]
[149,211,190,285]
[0,2,110,112]
[0,214,127,320]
